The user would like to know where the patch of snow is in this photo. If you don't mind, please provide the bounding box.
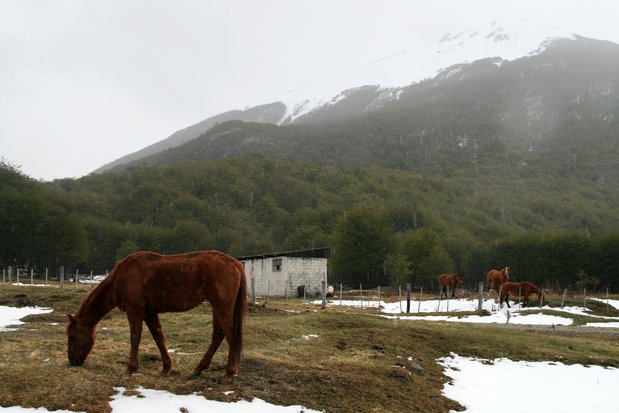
[0,306,53,332]
[585,322,619,328]
[109,386,321,413]
[438,353,619,413]
[314,297,619,327]
[591,298,619,309]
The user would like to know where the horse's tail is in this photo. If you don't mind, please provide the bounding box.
[232,264,247,371]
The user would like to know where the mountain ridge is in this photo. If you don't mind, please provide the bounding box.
[102,34,619,183]
[94,19,581,173]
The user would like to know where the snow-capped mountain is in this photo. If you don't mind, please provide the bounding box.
[95,19,579,173]
[278,19,574,124]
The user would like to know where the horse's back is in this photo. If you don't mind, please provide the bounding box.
[112,250,244,312]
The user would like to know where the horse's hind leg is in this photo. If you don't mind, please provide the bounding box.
[192,315,225,378]
[145,312,172,375]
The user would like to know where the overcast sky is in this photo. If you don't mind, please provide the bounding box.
[2,0,619,181]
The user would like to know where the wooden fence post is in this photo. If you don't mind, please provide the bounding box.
[321,280,326,309]
[359,284,362,308]
[561,288,567,308]
[60,266,65,288]
[478,282,483,311]
[30,269,34,285]
[251,276,256,306]
[583,287,587,309]
[285,278,289,303]
[398,285,402,313]
[417,286,423,313]
[45,268,48,285]
[406,283,411,313]
[339,283,343,306]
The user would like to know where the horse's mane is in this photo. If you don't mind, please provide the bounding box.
[75,264,118,322]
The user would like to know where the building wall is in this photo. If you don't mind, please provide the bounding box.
[241,256,327,298]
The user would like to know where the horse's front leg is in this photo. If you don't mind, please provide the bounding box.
[126,311,144,374]
[145,312,172,375]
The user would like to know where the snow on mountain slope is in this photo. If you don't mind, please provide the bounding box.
[280,19,575,123]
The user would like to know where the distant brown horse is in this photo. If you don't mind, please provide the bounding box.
[67,250,247,381]
[438,273,464,298]
[486,266,510,291]
[499,281,545,308]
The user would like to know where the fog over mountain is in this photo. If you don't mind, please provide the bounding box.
[95,19,582,173]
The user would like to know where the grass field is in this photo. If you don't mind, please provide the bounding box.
[0,283,618,412]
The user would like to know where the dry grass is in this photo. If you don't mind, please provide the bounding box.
[0,284,618,412]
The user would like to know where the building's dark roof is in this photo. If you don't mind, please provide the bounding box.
[236,247,330,261]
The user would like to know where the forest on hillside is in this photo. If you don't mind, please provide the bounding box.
[2,156,618,291]
[3,37,619,292]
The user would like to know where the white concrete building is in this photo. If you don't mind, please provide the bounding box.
[238,248,329,298]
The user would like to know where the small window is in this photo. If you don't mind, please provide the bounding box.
[273,258,282,272]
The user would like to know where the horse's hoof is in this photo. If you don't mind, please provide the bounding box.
[221,373,237,384]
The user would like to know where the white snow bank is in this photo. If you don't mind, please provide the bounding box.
[315,297,619,327]
[590,298,619,309]
[585,322,619,328]
[438,353,619,413]
[0,305,53,332]
[109,386,321,413]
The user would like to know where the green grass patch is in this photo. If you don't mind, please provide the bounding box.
[0,285,618,412]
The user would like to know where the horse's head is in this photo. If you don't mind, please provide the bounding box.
[66,314,95,366]
[503,266,510,279]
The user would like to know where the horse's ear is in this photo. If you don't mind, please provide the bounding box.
[67,314,76,324]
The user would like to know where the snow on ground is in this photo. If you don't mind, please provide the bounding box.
[312,296,619,327]
[2,296,619,412]
[0,386,321,413]
[0,305,52,332]
[109,387,321,413]
[439,353,619,413]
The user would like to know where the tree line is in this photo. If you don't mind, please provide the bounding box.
[1,156,618,291]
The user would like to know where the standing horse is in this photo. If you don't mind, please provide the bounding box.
[67,250,247,381]
[499,281,545,308]
[486,266,510,291]
[438,273,464,298]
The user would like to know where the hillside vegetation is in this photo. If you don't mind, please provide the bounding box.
[2,36,619,291]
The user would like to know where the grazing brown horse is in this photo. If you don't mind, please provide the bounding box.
[67,250,247,381]
[438,273,464,298]
[486,266,510,291]
[499,281,545,308]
